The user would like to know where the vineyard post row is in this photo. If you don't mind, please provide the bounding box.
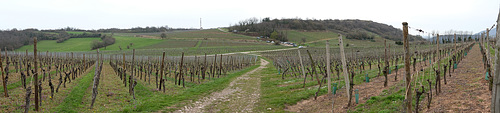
[492,10,500,113]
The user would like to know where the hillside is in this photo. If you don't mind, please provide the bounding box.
[228,18,425,43]
[475,27,497,37]
[14,29,282,53]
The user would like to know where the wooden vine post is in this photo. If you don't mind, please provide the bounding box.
[338,34,350,105]
[437,34,441,94]
[1,49,7,97]
[454,33,457,53]
[384,39,388,87]
[299,50,307,88]
[160,52,165,92]
[180,52,185,87]
[487,28,491,66]
[492,9,500,113]
[402,22,411,113]
[90,49,100,109]
[131,49,136,99]
[297,50,306,79]
[34,37,39,111]
[129,49,134,96]
[123,53,126,87]
[326,40,331,94]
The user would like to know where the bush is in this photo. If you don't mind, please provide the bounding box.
[395,41,403,45]
[91,34,116,50]
[345,31,374,40]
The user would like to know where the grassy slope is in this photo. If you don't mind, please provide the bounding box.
[15,29,268,52]
[103,36,163,51]
[16,38,101,52]
[285,30,396,48]
[15,36,163,52]
[66,31,86,34]
[286,30,338,44]
[161,29,254,40]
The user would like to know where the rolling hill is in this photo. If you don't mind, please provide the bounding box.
[228,18,426,43]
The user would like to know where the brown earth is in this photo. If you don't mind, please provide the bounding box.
[423,44,490,112]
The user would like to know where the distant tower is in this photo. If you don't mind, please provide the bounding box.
[200,18,203,30]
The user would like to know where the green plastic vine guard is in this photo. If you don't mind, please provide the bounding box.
[454,62,457,69]
[332,83,338,94]
[389,69,391,74]
[486,72,489,80]
[355,89,359,104]
[365,74,369,83]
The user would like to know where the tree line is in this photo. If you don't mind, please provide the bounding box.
[228,18,425,42]
[0,29,110,50]
[0,29,61,50]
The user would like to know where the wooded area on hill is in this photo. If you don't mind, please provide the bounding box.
[229,18,425,42]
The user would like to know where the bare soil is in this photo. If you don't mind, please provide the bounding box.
[423,45,490,112]
[176,59,268,113]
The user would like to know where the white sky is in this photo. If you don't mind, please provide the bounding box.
[1,0,499,35]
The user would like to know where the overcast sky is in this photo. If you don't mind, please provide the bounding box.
[1,0,499,35]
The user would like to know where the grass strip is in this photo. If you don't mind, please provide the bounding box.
[54,67,95,113]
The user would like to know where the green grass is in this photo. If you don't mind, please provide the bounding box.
[194,40,202,48]
[140,39,198,49]
[66,31,86,34]
[99,36,163,51]
[199,40,266,47]
[159,29,254,40]
[255,57,409,112]
[286,30,338,44]
[55,67,95,113]
[353,44,472,112]
[94,45,289,56]
[15,36,164,52]
[257,57,326,112]
[16,38,101,52]
[119,59,261,112]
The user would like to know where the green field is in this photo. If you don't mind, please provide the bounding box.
[16,36,164,52]
[66,31,87,34]
[103,36,163,51]
[155,29,255,40]
[15,29,275,53]
[16,38,101,52]
[286,30,338,44]
[284,30,397,48]
[15,29,398,54]
[141,40,199,49]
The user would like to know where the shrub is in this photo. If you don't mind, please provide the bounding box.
[91,34,116,50]
[395,41,403,45]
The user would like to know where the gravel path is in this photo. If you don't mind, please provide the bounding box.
[176,59,268,113]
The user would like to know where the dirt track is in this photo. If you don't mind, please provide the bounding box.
[176,59,268,113]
